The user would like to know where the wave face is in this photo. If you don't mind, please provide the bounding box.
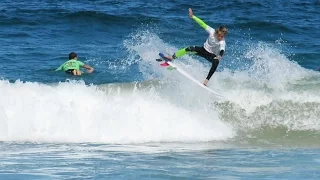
[0,0,319,146]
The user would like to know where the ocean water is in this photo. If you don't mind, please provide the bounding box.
[0,0,320,179]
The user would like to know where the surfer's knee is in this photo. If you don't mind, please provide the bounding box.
[213,58,219,67]
[211,59,220,73]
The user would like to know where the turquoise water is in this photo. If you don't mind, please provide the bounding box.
[1,143,320,179]
[1,0,320,179]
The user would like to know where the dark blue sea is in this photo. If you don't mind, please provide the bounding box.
[1,0,320,179]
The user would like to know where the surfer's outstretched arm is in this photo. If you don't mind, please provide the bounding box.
[189,8,212,33]
[83,64,94,73]
[55,64,63,71]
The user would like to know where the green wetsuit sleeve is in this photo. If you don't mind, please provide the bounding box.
[192,15,208,30]
[55,64,63,71]
[77,61,85,67]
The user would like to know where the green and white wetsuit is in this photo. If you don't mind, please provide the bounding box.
[55,60,85,72]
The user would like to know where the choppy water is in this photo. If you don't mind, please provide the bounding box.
[0,0,320,179]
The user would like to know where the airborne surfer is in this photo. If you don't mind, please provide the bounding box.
[161,8,227,86]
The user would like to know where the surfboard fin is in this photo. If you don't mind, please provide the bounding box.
[160,62,169,67]
[167,66,176,70]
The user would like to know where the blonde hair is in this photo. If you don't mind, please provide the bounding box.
[215,26,228,36]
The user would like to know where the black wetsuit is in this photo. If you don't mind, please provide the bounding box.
[173,46,221,80]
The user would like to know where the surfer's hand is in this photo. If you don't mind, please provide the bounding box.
[189,8,193,18]
[87,68,94,74]
[216,55,222,61]
[203,79,209,86]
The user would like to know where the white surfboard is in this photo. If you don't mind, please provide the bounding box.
[159,53,223,98]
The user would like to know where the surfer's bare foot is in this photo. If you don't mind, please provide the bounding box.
[203,79,209,86]
[166,55,173,61]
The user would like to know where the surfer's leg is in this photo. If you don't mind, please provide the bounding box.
[169,46,200,60]
[74,70,82,76]
[206,58,219,81]
[192,46,212,59]
[198,49,220,82]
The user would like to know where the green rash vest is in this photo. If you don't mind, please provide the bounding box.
[55,60,85,71]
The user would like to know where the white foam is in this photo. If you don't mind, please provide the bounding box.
[244,42,314,89]
[125,30,320,132]
[0,80,234,143]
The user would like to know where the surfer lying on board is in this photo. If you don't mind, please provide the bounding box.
[163,8,227,86]
[55,52,94,76]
